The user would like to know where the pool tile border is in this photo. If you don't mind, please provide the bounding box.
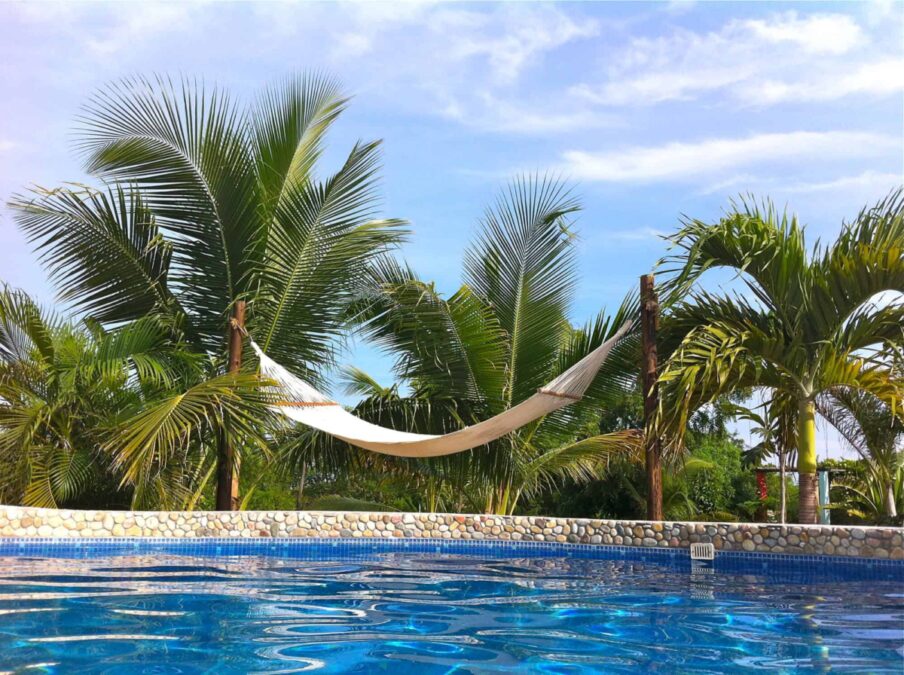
[0,505,900,561]
[1,536,901,582]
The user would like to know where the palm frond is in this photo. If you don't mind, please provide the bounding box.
[252,73,347,212]
[10,185,175,324]
[340,366,397,399]
[817,388,903,468]
[355,258,508,403]
[91,316,194,388]
[77,75,262,347]
[811,188,904,337]
[252,140,407,380]
[29,446,94,508]
[661,197,810,327]
[0,286,56,366]
[556,290,639,412]
[812,347,901,414]
[830,300,904,356]
[524,430,642,495]
[463,175,580,405]
[658,318,788,443]
[107,372,278,489]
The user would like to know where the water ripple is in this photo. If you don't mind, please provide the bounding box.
[0,553,900,673]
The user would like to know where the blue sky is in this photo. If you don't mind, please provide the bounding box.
[1,1,902,459]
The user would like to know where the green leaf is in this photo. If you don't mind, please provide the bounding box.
[10,185,174,324]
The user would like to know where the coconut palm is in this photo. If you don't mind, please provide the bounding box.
[658,191,904,523]
[10,74,406,508]
[309,177,641,515]
[818,388,903,519]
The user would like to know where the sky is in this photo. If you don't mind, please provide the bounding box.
[1,1,902,461]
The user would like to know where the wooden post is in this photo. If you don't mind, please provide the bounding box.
[640,275,663,521]
[216,300,245,511]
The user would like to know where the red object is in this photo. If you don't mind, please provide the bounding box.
[756,470,768,500]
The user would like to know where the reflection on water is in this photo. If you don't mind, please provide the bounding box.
[0,552,901,673]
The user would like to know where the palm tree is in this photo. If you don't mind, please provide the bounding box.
[736,402,795,522]
[831,466,902,525]
[0,286,125,508]
[623,457,717,521]
[10,74,406,508]
[316,176,640,515]
[818,389,903,519]
[658,191,903,523]
[0,286,265,509]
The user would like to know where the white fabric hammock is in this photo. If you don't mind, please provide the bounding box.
[252,320,632,458]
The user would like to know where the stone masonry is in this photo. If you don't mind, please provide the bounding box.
[0,505,900,559]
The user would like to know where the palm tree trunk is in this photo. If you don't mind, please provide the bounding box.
[886,481,897,519]
[216,301,245,511]
[497,483,508,515]
[427,478,438,513]
[779,450,787,524]
[509,488,523,516]
[641,274,663,520]
[295,460,307,510]
[797,399,818,524]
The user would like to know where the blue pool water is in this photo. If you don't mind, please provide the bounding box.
[0,540,901,673]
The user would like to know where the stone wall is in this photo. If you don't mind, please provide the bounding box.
[0,505,900,559]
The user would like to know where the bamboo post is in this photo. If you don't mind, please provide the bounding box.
[216,300,245,511]
[640,275,663,520]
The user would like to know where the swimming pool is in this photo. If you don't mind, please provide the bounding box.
[0,539,901,673]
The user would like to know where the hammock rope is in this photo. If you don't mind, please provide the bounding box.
[251,320,632,458]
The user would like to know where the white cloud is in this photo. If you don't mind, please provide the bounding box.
[445,6,599,83]
[317,1,437,59]
[744,12,862,55]
[3,1,606,137]
[747,58,904,104]
[9,1,196,57]
[605,227,669,242]
[441,92,620,134]
[0,140,18,153]
[663,1,698,15]
[249,2,604,133]
[701,170,903,197]
[781,171,903,194]
[85,4,195,56]
[572,64,750,106]
[865,0,899,26]
[562,131,893,183]
[572,10,903,107]
[321,3,597,83]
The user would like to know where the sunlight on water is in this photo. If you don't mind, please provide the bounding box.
[0,553,901,673]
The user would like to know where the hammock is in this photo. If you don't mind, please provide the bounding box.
[252,321,632,458]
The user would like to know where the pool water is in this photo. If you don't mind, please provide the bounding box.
[0,547,901,673]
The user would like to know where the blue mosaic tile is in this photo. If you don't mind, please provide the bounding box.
[0,537,900,583]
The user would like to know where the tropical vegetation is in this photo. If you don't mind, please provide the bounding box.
[1,74,901,525]
[819,389,903,522]
[657,194,903,523]
[9,74,405,509]
[284,177,640,515]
